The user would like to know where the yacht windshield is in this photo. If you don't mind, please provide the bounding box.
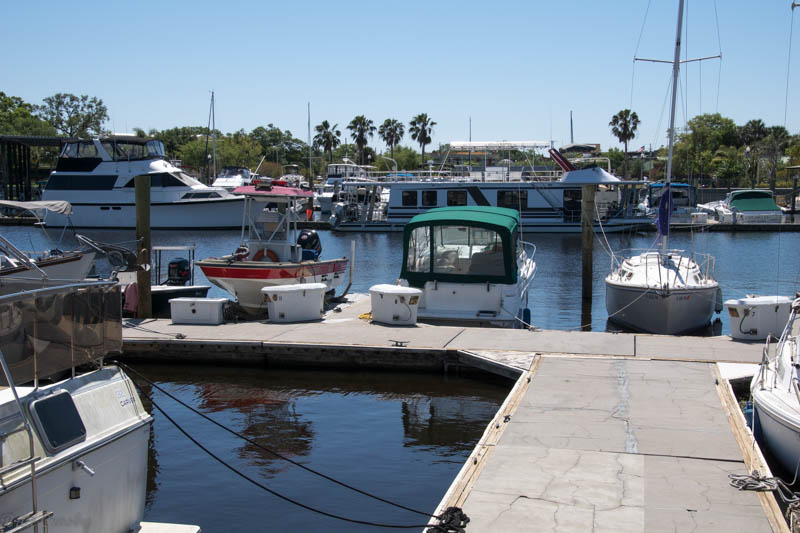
[100,139,165,161]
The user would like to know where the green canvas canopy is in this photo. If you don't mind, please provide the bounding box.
[401,206,521,286]
[728,190,781,212]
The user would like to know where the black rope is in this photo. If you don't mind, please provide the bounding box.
[145,392,433,529]
[116,362,469,530]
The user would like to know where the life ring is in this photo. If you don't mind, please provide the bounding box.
[233,246,250,261]
[252,248,279,262]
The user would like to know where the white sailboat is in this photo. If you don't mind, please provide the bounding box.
[605,0,722,335]
[751,297,800,474]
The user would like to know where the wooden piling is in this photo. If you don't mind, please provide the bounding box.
[135,175,152,318]
[581,184,595,330]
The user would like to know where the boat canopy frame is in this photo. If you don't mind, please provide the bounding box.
[401,206,520,286]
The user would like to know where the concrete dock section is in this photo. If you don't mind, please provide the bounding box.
[119,295,784,532]
[452,357,771,532]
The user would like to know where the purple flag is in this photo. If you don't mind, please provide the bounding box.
[656,184,673,238]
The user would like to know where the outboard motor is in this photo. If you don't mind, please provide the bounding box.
[166,258,191,286]
[297,230,322,260]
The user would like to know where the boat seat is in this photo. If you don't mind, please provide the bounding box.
[467,251,505,276]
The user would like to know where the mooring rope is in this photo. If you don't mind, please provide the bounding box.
[115,362,469,531]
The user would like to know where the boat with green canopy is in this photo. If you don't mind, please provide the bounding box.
[397,206,536,328]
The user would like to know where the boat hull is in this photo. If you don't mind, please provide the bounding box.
[753,389,800,474]
[2,252,95,281]
[43,198,258,229]
[197,258,348,311]
[332,219,647,233]
[605,282,718,334]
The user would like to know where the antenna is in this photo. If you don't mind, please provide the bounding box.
[570,110,574,144]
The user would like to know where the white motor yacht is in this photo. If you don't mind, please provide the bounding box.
[211,165,254,191]
[751,297,800,474]
[42,136,261,229]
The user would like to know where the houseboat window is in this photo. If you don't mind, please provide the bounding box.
[497,190,527,211]
[422,190,437,206]
[446,190,467,206]
[432,225,505,276]
[406,226,431,272]
[402,190,418,206]
[29,390,87,453]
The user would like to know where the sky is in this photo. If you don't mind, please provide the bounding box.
[2,1,798,155]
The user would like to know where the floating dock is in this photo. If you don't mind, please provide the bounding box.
[120,295,784,532]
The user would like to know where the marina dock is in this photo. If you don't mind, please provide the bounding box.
[120,295,783,532]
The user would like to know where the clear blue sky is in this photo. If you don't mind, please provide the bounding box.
[2,1,797,154]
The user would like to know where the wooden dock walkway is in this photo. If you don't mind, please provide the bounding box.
[120,295,783,532]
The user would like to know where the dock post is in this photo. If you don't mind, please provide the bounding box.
[581,184,595,331]
[135,175,152,318]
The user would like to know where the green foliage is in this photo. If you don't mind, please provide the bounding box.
[313,120,342,163]
[609,109,640,179]
[0,92,56,136]
[250,124,309,166]
[378,118,404,159]
[36,93,108,137]
[347,115,376,165]
[409,113,436,169]
[391,145,420,171]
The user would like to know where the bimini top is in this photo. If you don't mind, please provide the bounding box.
[401,206,520,286]
[727,189,781,212]
[406,206,521,233]
[233,182,313,200]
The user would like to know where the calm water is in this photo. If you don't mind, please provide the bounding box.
[136,365,509,532]
[4,224,799,334]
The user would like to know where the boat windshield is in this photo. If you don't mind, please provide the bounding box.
[97,139,166,161]
[218,167,251,179]
[406,225,506,277]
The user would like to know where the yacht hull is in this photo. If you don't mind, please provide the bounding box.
[1,423,150,533]
[43,198,256,229]
[752,389,800,474]
[605,282,717,334]
[197,258,348,311]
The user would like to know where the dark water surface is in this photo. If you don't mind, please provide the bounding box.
[136,365,509,532]
[5,224,799,334]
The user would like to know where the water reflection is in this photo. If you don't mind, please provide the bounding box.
[137,364,509,530]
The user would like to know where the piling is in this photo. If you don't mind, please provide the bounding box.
[135,175,152,318]
[580,184,595,330]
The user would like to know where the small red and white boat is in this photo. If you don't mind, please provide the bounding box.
[196,180,348,312]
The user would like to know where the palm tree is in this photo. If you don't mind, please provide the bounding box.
[378,119,405,159]
[409,113,436,168]
[313,120,341,163]
[347,115,376,165]
[609,109,640,178]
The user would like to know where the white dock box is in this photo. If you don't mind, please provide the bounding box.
[262,283,327,323]
[725,295,793,341]
[169,297,227,325]
[690,212,708,224]
[369,284,423,326]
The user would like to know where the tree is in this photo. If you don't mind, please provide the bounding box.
[409,113,436,168]
[347,115,376,165]
[378,119,404,160]
[761,126,790,191]
[250,124,308,166]
[738,119,768,147]
[608,109,640,179]
[0,92,55,136]
[36,93,108,137]
[313,120,341,163]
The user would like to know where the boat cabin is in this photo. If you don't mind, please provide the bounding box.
[401,206,522,287]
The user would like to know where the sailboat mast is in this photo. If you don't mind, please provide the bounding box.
[665,0,684,186]
[211,91,217,179]
[661,0,684,256]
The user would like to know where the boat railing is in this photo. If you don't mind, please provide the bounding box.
[609,248,717,287]
[0,280,122,388]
